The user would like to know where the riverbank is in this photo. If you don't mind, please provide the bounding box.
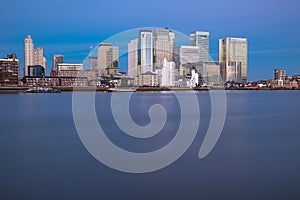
[1,86,300,93]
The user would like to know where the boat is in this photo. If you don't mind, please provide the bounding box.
[26,87,61,93]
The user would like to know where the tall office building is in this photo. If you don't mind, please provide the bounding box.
[138,30,153,73]
[24,35,34,76]
[220,61,242,83]
[52,54,64,72]
[174,46,200,76]
[153,28,175,69]
[190,31,210,63]
[128,38,138,77]
[33,47,46,74]
[219,37,248,84]
[98,43,119,76]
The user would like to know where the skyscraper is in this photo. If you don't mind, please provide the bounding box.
[33,47,46,74]
[52,54,64,73]
[24,35,34,76]
[220,61,242,83]
[190,31,210,63]
[97,43,119,76]
[174,46,200,76]
[128,38,138,77]
[153,28,175,69]
[219,37,248,84]
[138,30,153,73]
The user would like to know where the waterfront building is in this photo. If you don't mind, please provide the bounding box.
[24,35,34,76]
[220,61,242,83]
[28,65,45,77]
[57,63,83,77]
[52,54,64,73]
[219,37,248,84]
[174,46,200,76]
[0,54,19,86]
[274,69,286,80]
[153,28,175,69]
[202,62,222,86]
[98,43,119,76]
[136,71,159,86]
[128,38,138,77]
[138,30,153,74]
[89,56,98,72]
[161,58,176,87]
[33,47,46,69]
[24,76,60,87]
[60,77,88,87]
[190,31,210,63]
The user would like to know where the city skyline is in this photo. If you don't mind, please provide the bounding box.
[0,0,299,81]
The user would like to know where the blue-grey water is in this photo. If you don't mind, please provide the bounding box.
[1,91,300,200]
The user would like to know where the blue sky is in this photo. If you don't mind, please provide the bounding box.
[0,0,299,81]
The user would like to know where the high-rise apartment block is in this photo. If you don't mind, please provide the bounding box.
[33,47,46,73]
[24,35,34,76]
[24,35,46,77]
[219,37,248,83]
[98,43,119,76]
[190,31,210,63]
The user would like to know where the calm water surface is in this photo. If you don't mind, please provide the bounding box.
[0,91,299,200]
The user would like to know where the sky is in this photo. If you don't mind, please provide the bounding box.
[0,0,299,81]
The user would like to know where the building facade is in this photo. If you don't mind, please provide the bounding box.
[174,46,200,76]
[24,35,34,76]
[28,65,45,77]
[190,31,210,63]
[89,56,98,72]
[219,37,248,84]
[274,69,286,80]
[53,54,64,73]
[58,63,83,77]
[202,62,222,86]
[98,43,119,76]
[161,58,176,87]
[136,71,159,86]
[0,54,19,86]
[138,30,153,74]
[33,47,46,67]
[128,38,138,77]
[220,61,242,83]
[153,28,175,69]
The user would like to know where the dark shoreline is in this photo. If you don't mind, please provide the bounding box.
[0,86,300,93]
